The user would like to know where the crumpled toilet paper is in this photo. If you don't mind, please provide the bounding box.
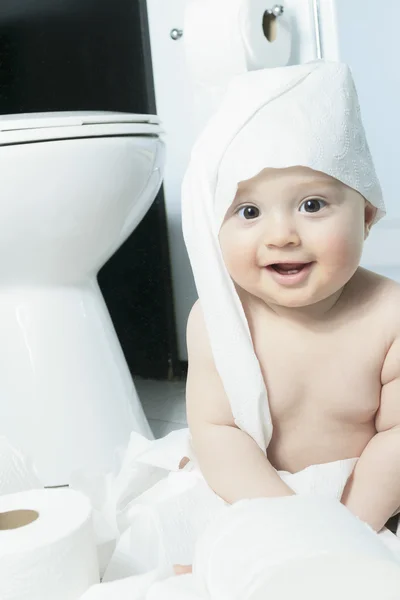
[0,436,43,495]
[69,424,400,597]
[70,432,166,577]
[0,429,393,600]
[80,567,174,600]
[70,429,196,579]
[71,427,359,581]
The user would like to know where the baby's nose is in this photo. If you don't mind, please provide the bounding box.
[264,216,300,248]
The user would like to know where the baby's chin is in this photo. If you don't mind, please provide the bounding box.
[233,273,353,312]
[244,286,345,311]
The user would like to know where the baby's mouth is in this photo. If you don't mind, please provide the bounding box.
[268,262,311,275]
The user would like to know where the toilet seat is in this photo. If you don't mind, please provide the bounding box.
[0,111,163,145]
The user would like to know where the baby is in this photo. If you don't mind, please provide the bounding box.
[175,60,400,574]
[188,166,399,520]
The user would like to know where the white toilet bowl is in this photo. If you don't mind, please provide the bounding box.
[0,111,165,485]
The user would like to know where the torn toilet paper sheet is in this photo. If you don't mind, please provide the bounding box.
[71,429,225,580]
[81,572,203,600]
[69,430,177,578]
[0,435,43,495]
[80,567,177,600]
[146,574,203,600]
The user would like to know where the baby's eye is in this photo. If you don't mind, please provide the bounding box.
[237,205,260,220]
[299,198,327,213]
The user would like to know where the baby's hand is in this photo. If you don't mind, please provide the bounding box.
[173,564,193,576]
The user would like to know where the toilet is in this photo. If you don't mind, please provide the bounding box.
[0,111,165,486]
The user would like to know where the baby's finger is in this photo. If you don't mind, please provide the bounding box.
[173,564,193,576]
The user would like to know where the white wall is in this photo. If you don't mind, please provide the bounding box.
[146,1,318,359]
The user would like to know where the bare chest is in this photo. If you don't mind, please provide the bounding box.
[254,323,383,426]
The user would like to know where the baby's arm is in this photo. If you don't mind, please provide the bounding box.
[185,301,294,504]
[341,335,400,531]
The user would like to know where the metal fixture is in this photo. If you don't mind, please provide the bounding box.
[170,28,183,41]
[266,5,284,17]
[170,5,283,42]
[312,0,323,59]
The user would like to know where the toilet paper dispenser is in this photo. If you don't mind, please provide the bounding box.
[170,4,286,41]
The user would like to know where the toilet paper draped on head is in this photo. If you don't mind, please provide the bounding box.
[181,60,385,452]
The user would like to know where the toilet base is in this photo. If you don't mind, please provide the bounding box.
[0,280,153,486]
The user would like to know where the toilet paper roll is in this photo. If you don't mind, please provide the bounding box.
[193,496,398,600]
[184,0,292,89]
[247,554,400,600]
[0,436,43,495]
[0,488,99,600]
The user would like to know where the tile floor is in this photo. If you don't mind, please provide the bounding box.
[135,378,187,438]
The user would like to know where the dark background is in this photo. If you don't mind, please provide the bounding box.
[0,0,181,379]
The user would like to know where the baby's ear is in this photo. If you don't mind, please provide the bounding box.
[364,201,377,239]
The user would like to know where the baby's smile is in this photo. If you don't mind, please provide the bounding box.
[265,261,314,285]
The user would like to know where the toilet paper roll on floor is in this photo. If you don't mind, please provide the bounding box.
[248,554,400,600]
[184,0,292,89]
[193,496,400,600]
[0,488,99,600]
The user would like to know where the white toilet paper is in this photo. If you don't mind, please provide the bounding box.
[0,436,43,495]
[193,496,398,600]
[248,554,400,600]
[0,488,99,599]
[184,0,292,89]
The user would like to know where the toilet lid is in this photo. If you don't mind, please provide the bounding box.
[0,111,163,145]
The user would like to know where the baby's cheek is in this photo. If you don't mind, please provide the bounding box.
[221,239,257,282]
[317,231,363,268]
[227,246,254,276]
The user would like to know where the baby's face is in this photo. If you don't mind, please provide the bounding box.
[218,166,376,309]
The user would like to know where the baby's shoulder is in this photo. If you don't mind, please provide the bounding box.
[187,299,203,330]
[353,268,400,329]
[186,300,214,361]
